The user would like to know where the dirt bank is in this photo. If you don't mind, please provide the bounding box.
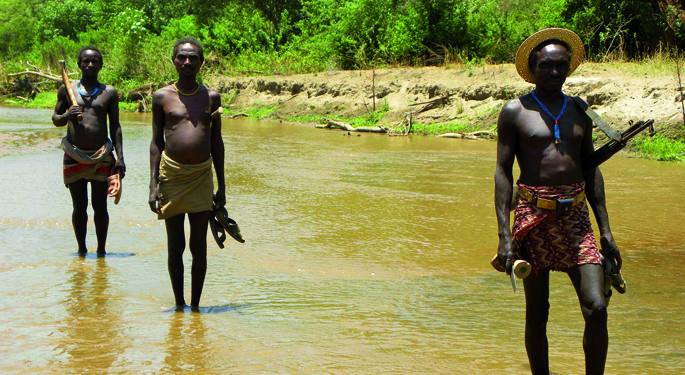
[208,63,685,133]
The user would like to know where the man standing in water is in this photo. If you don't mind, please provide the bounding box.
[149,37,225,312]
[52,46,125,257]
[494,28,621,374]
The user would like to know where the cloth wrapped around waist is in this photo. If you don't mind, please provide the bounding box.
[512,182,600,273]
[158,151,213,220]
[62,137,114,186]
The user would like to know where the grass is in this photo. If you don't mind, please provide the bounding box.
[633,134,685,161]
[225,104,278,120]
[587,50,684,77]
[1,91,141,112]
[411,121,478,135]
[285,114,327,123]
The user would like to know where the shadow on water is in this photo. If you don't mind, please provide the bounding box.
[73,252,136,259]
[162,304,248,314]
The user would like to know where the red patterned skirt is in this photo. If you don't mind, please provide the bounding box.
[512,182,601,273]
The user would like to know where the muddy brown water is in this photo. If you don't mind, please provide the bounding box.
[0,106,683,373]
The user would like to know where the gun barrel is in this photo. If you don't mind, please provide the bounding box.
[584,119,655,170]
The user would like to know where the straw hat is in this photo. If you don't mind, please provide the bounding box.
[515,28,585,83]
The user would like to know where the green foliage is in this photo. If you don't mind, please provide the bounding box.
[562,0,684,59]
[634,134,685,161]
[1,0,684,89]
[286,114,327,123]
[225,104,278,119]
[35,0,96,41]
[0,0,42,57]
[203,4,279,55]
[347,101,390,126]
[411,121,477,135]
[13,91,56,109]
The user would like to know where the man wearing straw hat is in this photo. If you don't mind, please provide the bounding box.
[494,28,621,374]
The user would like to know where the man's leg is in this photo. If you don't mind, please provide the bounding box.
[165,214,186,309]
[90,180,109,256]
[568,264,608,375]
[188,211,211,312]
[67,180,89,255]
[523,269,551,375]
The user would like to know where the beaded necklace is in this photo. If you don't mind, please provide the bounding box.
[530,90,568,145]
[77,81,103,98]
[173,82,201,96]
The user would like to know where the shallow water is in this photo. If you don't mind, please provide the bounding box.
[0,106,683,373]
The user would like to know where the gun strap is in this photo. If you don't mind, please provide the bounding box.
[571,96,622,142]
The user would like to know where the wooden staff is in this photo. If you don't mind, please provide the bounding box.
[59,60,82,121]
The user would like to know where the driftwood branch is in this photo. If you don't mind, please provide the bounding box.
[7,70,61,82]
[438,130,495,140]
[409,93,454,115]
[316,119,387,133]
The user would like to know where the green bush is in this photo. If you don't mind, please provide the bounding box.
[634,134,685,161]
[2,0,684,89]
[35,0,96,41]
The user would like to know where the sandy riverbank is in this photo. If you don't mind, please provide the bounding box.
[207,62,684,134]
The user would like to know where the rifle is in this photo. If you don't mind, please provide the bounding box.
[571,96,655,170]
[583,119,655,170]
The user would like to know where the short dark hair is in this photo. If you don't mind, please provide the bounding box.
[528,39,571,73]
[77,45,103,64]
[172,37,204,61]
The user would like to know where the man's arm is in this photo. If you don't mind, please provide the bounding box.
[51,86,72,127]
[209,91,226,208]
[582,119,622,269]
[107,87,125,177]
[495,100,519,272]
[149,91,166,213]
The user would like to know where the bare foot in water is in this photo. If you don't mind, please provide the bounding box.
[175,304,188,312]
[191,305,200,313]
[77,249,88,257]
[96,250,107,257]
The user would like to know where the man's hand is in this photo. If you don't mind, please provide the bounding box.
[149,185,161,213]
[497,237,514,274]
[600,235,622,271]
[66,105,83,123]
[114,159,126,179]
[213,188,226,208]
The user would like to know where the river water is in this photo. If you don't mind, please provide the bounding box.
[0,106,683,373]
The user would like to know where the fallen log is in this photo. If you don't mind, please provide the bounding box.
[7,70,61,82]
[409,93,454,115]
[316,119,387,133]
[438,130,495,140]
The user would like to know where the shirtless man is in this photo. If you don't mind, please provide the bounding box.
[52,46,125,257]
[149,37,225,312]
[494,29,621,374]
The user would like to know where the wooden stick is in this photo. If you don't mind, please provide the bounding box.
[372,69,376,112]
[59,60,78,107]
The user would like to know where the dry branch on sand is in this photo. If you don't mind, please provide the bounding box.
[388,93,454,136]
[438,130,495,140]
[316,119,388,133]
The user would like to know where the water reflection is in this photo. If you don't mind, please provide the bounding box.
[162,313,209,372]
[1,107,683,373]
[56,258,125,372]
[163,304,243,314]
